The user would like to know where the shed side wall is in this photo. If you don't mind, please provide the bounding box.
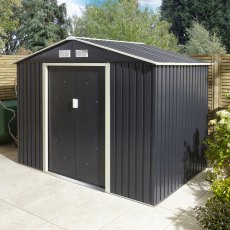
[152,65,208,204]
[110,64,208,205]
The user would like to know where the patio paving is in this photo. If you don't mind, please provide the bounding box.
[0,143,211,230]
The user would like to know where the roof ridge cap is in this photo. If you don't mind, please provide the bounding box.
[74,36,145,45]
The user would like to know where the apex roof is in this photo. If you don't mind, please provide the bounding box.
[15,36,211,65]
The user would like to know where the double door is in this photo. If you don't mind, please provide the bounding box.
[48,66,105,187]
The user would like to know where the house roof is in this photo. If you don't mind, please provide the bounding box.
[14,36,211,65]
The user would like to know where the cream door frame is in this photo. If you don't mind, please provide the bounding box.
[42,63,110,193]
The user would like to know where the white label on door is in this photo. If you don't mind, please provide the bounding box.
[59,50,71,58]
[72,98,78,108]
[76,49,88,57]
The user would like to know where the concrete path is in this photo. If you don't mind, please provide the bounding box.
[0,144,211,230]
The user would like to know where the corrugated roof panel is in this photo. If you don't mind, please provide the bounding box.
[78,38,205,64]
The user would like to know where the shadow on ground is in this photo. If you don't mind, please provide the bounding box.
[162,171,212,229]
[0,142,18,162]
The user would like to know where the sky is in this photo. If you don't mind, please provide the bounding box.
[57,0,162,17]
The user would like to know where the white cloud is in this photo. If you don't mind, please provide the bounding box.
[139,0,162,9]
[57,0,85,17]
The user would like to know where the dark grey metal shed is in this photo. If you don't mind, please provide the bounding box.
[15,36,210,205]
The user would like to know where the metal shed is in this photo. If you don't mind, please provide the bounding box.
[15,36,210,205]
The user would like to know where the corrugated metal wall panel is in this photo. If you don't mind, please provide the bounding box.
[121,63,129,198]
[135,63,144,201]
[152,65,208,204]
[23,63,28,165]
[110,62,151,203]
[18,62,43,170]
[150,65,156,204]
[143,63,152,203]
[127,63,137,200]
[110,63,208,205]
[18,63,24,164]
[115,63,123,195]
[111,62,154,203]
[31,64,36,168]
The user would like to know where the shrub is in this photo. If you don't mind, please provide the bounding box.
[195,104,230,229]
[195,176,230,229]
[182,22,227,55]
[195,197,230,230]
[212,178,230,203]
[205,109,230,177]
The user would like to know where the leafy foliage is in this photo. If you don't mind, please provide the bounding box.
[195,178,230,229]
[212,178,230,203]
[195,196,230,230]
[10,0,70,53]
[205,108,230,177]
[182,22,226,55]
[161,0,230,52]
[72,0,179,51]
[19,0,70,52]
[0,0,20,53]
[195,102,230,229]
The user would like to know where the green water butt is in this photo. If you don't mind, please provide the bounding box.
[0,100,17,145]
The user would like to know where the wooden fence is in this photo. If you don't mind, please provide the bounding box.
[193,54,230,120]
[0,55,24,100]
[1,54,230,119]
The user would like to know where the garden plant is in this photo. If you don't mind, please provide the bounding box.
[195,103,230,229]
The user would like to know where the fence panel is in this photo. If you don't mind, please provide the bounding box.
[220,54,230,108]
[0,55,24,100]
[193,54,230,121]
[192,55,214,120]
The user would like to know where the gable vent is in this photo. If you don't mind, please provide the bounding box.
[76,50,88,58]
[59,50,71,58]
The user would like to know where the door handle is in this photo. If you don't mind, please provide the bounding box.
[72,98,78,109]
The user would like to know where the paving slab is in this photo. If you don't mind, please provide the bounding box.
[0,144,211,230]
[164,213,202,230]
[0,200,45,230]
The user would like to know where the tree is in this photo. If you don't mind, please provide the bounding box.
[72,0,179,51]
[161,0,230,52]
[0,0,20,53]
[16,0,70,52]
[182,22,227,55]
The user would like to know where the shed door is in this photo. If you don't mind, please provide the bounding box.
[48,66,105,188]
